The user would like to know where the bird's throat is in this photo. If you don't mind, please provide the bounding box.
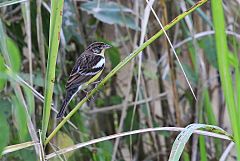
[99,49,105,56]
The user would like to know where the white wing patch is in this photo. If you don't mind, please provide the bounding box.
[93,58,105,69]
[85,71,100,75]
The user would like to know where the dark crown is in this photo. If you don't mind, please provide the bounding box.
[86,42,112,54]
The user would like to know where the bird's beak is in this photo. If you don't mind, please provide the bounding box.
[103,44,112,49]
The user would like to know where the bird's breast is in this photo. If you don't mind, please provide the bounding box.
[93,57,105,69]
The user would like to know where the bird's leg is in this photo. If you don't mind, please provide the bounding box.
[82,89,89,94]
[82,89,95,101]
[91,80,101,85]
[82,89,91,101]
[94,84,100,92]
[90,80,102,92]
[82,80,102,101]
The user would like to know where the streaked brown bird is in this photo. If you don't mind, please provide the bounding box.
[56,42,112,118]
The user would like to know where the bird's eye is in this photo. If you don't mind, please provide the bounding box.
[92,47,100,54]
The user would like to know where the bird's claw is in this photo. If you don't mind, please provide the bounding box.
[83,89,95,101]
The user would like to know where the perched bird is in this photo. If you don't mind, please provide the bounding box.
[56,42,112,118]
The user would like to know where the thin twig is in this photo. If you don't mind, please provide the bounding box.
[36,0,46,75]
[87,93,167,114]
[146,0,197,101]
[0,0,27,7]
[219,142,235,161]
[38,130,45,161]
[49,142,65,161]
[111,1,140,160]
[111,61,134,161]
[173,30,240,49]
[130,0,156,159]
[22,0,33,85]
[45,127,232,160]
[2,141,37,155]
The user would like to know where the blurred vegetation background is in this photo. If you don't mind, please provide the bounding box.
[0,0,240,160]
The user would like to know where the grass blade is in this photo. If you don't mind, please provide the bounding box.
[146,0,197,101]
[45,126,231,160]
[2,141,36,155]
[168,124,233,161]
[0,113,9,157]
[0,0,26,7]
[211,0,240,158]
[0,19,40,156]
[41,0,64,141]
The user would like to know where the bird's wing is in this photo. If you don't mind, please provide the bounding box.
[66,52,104,90]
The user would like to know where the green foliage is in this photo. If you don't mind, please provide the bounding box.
[6,37,21,72]
[168,124,232,161]
[199,36,218,68]
[0,112,10,157]
[109,95,122,105]
[14,149,36,161]
[0,0,26,7]
[106,46,121,69]
[186,0,213,27]
[124,108,140,143]
[93,141,113,161]
[199,136,207,161]
[41,0,64,141]
[181,63,198,86]
[211,0,240,159]
[23,88,35,116]
[143,67,158,80]
[12,96,29,142]
[72,113,90,142]
[56,132,75,159]
[0,55,6,90]
[45,0,208,146]
[63,0,84,45]
[183,151,190,161]
[2,0,239,160]
[0,99,11,118]
[81,1,139,30]
[2,141,35,156]
[0,36,21,73]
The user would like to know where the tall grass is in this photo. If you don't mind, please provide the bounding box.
[41,0,64,141]
[0,0,239,160]
[211,0,240,159]
[44,0,208,145]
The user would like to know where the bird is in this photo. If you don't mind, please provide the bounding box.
[56,42,112,118]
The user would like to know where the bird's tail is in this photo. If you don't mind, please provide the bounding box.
[56,87,79,119]
[56,99,69,119]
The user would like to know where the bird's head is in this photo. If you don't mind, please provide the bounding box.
[86,42,112,55]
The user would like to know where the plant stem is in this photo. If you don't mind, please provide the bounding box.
[41,0,64,141]
[211,0,240,158]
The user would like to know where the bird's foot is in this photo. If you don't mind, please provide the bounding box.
[82,89,89,94]
[83,89,95,101]
[92,80,103,93]
[91,80,101,85]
